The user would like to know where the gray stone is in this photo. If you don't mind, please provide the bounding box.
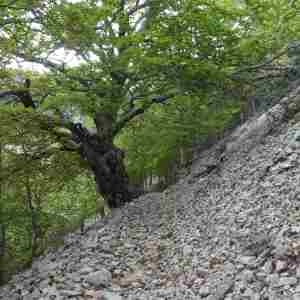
[261,261,273,274]
[79,266,94,275]
[267,273,280,287]
[198,286,210,297]
[256,271,267,281]
[60,289,82,297]
[85,268,112,288]
[243,288,258,299]
[276,276,298,287]
[211,278,234,300]
[296,266,300,278]
[293,293,300,300]
[273,242,290,258]
[183,245,193,256]
[103,291,123,300]
[238,255,256,267]
[42,286,62,299]
[240,269,254,283]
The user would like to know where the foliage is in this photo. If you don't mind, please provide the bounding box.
[0,107,102,282]
[0,0,300,283]
[118,93,241,181]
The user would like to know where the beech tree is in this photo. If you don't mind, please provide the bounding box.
[0,0,299,208]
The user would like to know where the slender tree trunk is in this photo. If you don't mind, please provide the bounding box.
[0,144,6,284]
[25,177,39,259]
[0,223,5,285]
[149,173,153,188]
[80,197,87,235]
[72,112,144,209]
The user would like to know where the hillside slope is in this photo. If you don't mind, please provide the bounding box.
[2,88,300,299]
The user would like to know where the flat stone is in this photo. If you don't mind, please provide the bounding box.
[103,291,123,300]
[60,289,82,297]
[296,266,300,278]
[256,272,266,280]
[79,266,94,275]
[276,276,298,287]
[238,255,256,267]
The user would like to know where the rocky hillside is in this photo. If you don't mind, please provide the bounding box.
[2,88,300,299]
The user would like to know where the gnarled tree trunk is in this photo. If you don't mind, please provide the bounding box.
[72,112,144,208]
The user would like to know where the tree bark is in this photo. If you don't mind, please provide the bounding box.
[72,113,144,208]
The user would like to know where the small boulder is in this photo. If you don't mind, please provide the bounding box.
[86,268,112,288]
